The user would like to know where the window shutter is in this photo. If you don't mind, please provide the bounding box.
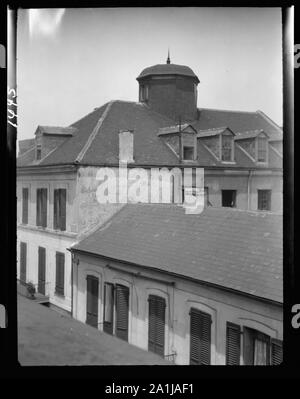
[20,242,27,283]
[55,252,64,296]
[53,190,59,230]
[38,247,46,295]
[86,275,99,328]
[36,189,41,226]
[148,295,166,357]
[22,188,28,224]
[103,283,114,335]
[41,189,47,228]
[226,322,241,365]
[115,284,129,341]
[190,308,211,365]
[271,339,283,365]
[60,189,66,231]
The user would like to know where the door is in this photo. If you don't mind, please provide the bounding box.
[115,284,129,341]
[221,190,236,207]
[103,283,114,335]
[148,295,166,357]
[20,242,27,283]
[86,275,99,328]
[189,308,211,365]
[38,247,46,295]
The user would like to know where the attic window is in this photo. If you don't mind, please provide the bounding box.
[257,137,267,162]
[140,85,149,102]
[183,146,194,161]
[36,144,42,160]
[221,134,234,162]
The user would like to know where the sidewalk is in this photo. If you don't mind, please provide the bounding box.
[17,294,170,366]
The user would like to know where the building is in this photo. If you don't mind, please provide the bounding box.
[70,204,283,365]
[17,56,283,314]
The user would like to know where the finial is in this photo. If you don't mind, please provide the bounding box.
[166,48,170,64]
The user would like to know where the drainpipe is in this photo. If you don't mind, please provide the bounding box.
[71,252,74,318]
[247,170,253,210]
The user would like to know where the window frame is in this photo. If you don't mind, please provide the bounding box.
[55,251,65,297]
[36,188,48,228]
[257,189,271,211]
[36,144,42,161]
[221,133,234,162]
[256,135,268,163]
[22,187,29,225]
[53,188,67,231]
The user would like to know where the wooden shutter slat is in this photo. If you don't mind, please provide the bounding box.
[53,190,59,230]
[22,188,28,224]
[148,295,165,357]
[38,247,46,295]
[42,188,47,228]
[115,285,129,341]
[55,252,65,295]
[271,339,282,365]
[226,322,241,365]
[190,309,211,365]
[86,275,99,328]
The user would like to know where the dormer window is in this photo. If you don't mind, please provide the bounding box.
[183,146,194,161]
[140,84,149,102]
[257,136,267,162]
[221,134,233,161]
[36,144,42,160]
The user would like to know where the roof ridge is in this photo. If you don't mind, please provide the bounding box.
[199,107,257,115]
[75,101,115,164]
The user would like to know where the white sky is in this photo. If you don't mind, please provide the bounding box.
[16,7,283,142]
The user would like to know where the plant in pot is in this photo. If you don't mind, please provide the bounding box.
[27,282,36,299]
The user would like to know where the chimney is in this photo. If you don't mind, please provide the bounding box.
[119,130,134,163]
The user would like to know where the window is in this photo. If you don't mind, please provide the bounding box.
[189,308,211,365]
[148,295,166,357]
[221,134,233,161]
[20,242,27,283]
[36,188,47,228]
[55,252,65,296]
[222,190,236,208]
[226,322,241,365]
[36,145,42,160]
[243,327,282,365]
[140,85,149,102]
[257,137,267,162]
[22,188,29,224]
[183,146,194,161]
[86,275,99,328]
[257,190,271,211]
[54,189,67,231]
[103,283,114,335]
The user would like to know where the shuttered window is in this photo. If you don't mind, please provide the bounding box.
[53,189,66,231]
[36,188,47,228]
[115,284,129,341]
[20,242,27,283]
[55,252,65,296]
[38,247,46,295]
[189,308,211,365]
[22,188,29,224]
[148,295,166,357]
[271,339,283,365]
[86,275,99,328]
[226,322,241,365]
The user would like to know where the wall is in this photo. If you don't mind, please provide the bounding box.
[73,252,283,365]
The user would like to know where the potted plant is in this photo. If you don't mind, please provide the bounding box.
[27,282,36,299]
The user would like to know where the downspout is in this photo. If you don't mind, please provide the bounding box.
[247,170,253,210]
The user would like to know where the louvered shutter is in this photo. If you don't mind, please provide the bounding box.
[148,295,166,357]
[60,189,66,231]
[36,188,41,226]
[115,284,129,341]
[38,247,46,295]
[86,275,99,328]
[20,242,27,283]
[53,189,59,230]
[22,188,28,224]
[55,252,65,295]
[226,322,241,365]
[189,308,211,365]
[41,188,47,228]
[271,339,283,365]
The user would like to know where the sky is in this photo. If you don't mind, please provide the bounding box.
[16,7,283,142]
